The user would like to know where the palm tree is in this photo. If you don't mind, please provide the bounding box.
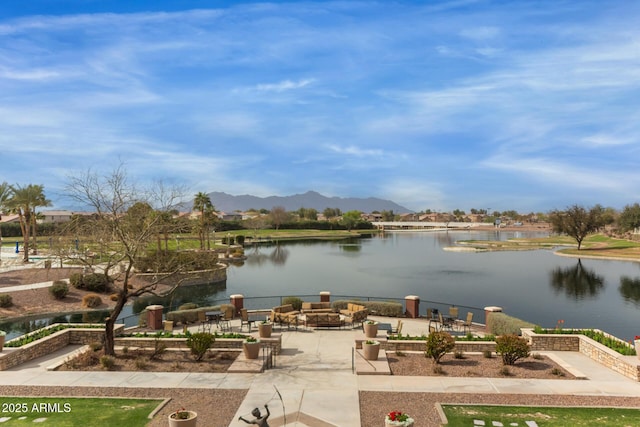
[7,184,51,262]
[193,192,213,250]
[0,182,11,262]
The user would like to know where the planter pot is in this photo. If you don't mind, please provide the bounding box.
[168,411,197,427]
[258,322,272,338]
[243,341,261,359]
[635,340,640,359]
[385,419,414,427]
[363,341,380,361]
[363,322,378,338]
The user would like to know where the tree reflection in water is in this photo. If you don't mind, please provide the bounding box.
[619,276,640,306]
[550,259,605,300]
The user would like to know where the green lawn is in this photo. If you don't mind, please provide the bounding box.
[0,397,163,426]
[441,404,640,426]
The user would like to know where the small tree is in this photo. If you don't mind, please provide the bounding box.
[495,334,530,365]
[425,331,455,364]
[549,204,603,250]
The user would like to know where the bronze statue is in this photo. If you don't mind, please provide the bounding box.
[239,404,270,426]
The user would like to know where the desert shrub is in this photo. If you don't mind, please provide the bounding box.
[82,273,111,293]
[49,281,69,300]
[135,250,219,273]
[551,367,565,377]
[138,309,148,327]
[179,303,199,311]
[109,293,119,302]
[186,332,215,361]
[166,304,232,325]
[483,350,493,359]
[100,355,115,370]
[282,296,303,311]
[499,366,512,376]
[82,293,103,308]
[495,334,530,365]
[425,331,455,364]
[454,351,465,359]
[0,294,13,307]
[69,273,83,288]
[89,341,103,352]
[149,338,167,360]
[487,312,535,336]
[135,357,147,370]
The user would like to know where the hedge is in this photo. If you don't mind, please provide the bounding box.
[331,299,403,317]
[166,304,235,325]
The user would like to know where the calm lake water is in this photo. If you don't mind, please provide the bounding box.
[2,230,639,341]
[225,231,640,341]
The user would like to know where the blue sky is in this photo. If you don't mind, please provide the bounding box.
[1,1,639,213]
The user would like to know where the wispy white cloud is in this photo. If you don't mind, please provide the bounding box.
[255,79,315,92]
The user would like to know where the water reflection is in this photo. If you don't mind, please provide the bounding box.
[132,280,227,313]
[270,243,289,265]
[549,259,605,299]
[245,243,290,266]
[619,276,640,306]
[0,310,111,340]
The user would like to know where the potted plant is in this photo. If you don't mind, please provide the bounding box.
[168,408,198,427]
[385,410,414,427]
[258,320,272,338]
[362,340,380,361]
[363,320,378,338]
[243,336,261,359]
[0,330,5,352]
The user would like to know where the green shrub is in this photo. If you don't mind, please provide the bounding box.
[487,312,535,336]
[425,331,455,364]
[82,273,111,293]
[69,273,83,288]
[186,332,215,361]
[49,281,69,300]
[331,299,403,317]
[495,334,530,365]
[82,293,103,308]
[100,355,115,370]
[0,293,13,307]
[282,296,303,311]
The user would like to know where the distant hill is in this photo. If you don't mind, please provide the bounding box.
[204,191,412,214]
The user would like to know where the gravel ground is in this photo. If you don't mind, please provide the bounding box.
[389,352,575,379]
[0,385,247,427]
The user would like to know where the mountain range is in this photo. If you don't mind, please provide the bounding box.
[204,191,412,214]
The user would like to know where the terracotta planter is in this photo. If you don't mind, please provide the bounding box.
[363,340,380,361]
[168,410,197,427]
[258,322,272,338]
[363,322,378,338]
[243,340,261,359]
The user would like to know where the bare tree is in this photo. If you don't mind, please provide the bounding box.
[65,165,190,356]
[549,204,604,250]
[270,206,289,230]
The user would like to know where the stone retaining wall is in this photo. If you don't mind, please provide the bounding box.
[0,324,124,371]
[114,335,282,354]
[522,328,640,381]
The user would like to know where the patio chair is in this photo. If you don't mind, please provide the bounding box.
[197,310,212,333]
[448,306,459,320]
[387,320,403,337]
[240,308,255,332]
[438,312,454,331]
[457,311,473,334]
[219,306,234,332]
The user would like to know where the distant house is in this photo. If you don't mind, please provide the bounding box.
[0,214,20,224]
[218,212,243,221]
[40,210,75,223]
[398,213,420,222]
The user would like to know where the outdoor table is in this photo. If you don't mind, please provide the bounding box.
[205,310,223,327]
[245,313,264,330]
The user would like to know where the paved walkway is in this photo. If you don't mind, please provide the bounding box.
[3,316,640,426]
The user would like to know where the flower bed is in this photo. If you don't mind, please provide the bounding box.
[0,323,124,371]
[522,328,640,381]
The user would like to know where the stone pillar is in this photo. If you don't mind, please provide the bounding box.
[320,291,331,303]
[405,295,420,319]
[484,306,503,333]
[230,294,244,316]
[147,305,164,330]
